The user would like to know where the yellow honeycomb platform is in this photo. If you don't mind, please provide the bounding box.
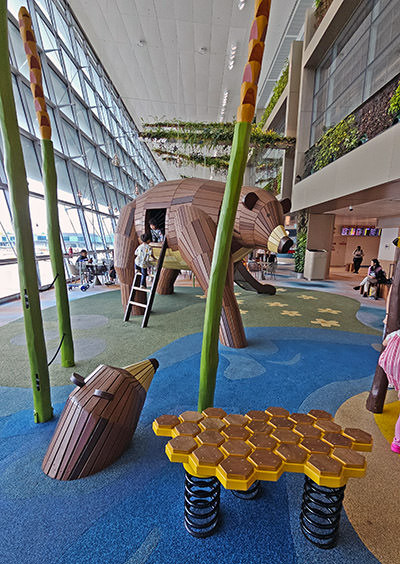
[153,407,373,489]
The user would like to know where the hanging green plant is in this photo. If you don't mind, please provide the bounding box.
[153,148,230,172]
[142,121,295,152]
[388,79,400,118]
[313,114,359,172]
[258,63,289,129]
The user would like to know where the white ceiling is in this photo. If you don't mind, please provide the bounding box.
[68,0,314,178]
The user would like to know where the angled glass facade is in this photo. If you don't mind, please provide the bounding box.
[0,0,165,298]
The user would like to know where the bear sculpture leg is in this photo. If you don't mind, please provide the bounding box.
[175,205,247,348]
[158,268,180,295]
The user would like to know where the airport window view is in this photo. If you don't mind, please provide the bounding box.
[0,0,164,298]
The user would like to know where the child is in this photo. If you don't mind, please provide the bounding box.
[378,329,400,453]
[135,233,155,288]
[149,219,164,242]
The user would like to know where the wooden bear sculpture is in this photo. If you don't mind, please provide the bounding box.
[115,178,292,349]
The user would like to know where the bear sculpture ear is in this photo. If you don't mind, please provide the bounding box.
[280,198,291,214]
[242,192,259,210]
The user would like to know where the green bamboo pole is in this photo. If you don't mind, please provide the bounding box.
[198,122,251,411]
[18,7,74,367]
[0,0,52,422]
[42,139,74,366]
[198,0,271,411]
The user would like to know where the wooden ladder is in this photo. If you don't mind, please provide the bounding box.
[124,238,168,328]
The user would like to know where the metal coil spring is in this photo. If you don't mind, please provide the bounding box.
[184,472,220,538]
[300,476,346,549]
[231,480,261,500]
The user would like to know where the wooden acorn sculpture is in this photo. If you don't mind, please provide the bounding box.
[42,358,158,480]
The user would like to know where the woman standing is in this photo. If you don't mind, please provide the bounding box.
[352,245,364,273]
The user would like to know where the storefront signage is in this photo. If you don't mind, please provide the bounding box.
[341,226,381,237]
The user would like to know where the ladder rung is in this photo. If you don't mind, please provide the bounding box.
[129,301,147,308]
[132,286,151,293]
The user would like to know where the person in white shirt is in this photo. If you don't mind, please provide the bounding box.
[135,233,155,288]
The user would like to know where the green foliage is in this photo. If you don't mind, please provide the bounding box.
[142,121,295,151]
[388,80,400,117]
[258,63,289,129]
[262,168,281,195]
[314,0,322,8]
[313,115,359,172]
[294,211,308,273]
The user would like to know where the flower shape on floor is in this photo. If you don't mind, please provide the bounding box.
[311,318,340,328]
[281,310,302,317]
[318,308,342,315]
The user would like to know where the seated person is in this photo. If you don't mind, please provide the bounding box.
[149,218,164,242]
[75,249,88,265]
[354,258,384,299]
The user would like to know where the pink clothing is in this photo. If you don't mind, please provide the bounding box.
[379,330,400,389]
[378,330,400,451]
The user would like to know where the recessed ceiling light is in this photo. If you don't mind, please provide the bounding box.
[199,46,208,55]
[137,39,146,47]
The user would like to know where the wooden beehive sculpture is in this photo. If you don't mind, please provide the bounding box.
[115,178,292,348]
[42,358,158,480]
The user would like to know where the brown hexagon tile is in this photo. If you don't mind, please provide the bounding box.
[248,449,283,471]
[174,422,201,436]
[269,416,294,430]
[168,436,197,454]
[221,439,252,458]
[199,418,226,432]
[179,410,204,424]
[245,420,272,434]
[196,430,224,447]
[331,448,366,468]
[294,424,321,439]
[275,444,307,464]
[246,410,268,421]
[271,429,300,444]
[300,438,331,455]
[223,414,248,427]
[191,445,224,467]
[247,433,277,451]
[222,425,251,441]
[308,409,333,420]
[289,413,314,425]
[343,428,373,445]
[314,420,342,434]
[322,433,352,449]
[202,407,227,418]
[265,407,290,418]
[218,455,254,479]
[307,454,343,476]
[154,414,180,429]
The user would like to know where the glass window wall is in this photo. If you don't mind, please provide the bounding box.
[311,0,400,144]
[1,0,164,298]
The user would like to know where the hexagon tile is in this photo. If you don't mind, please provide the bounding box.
[153,407,373,490]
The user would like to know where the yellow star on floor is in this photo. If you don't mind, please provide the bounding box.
[268,302,288,307]
[276,288,287,293]
[234,292,242,296]
[281,310,301,317]
[310,318,340,328]
[317,308,342,315]
[236,299,244,304]
[239,309,248,314]
[297,294,318,300]
[196,294,207,299]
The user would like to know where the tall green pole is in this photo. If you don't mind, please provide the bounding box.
[198,0,271,411]
[19,7,74,367]
[0,0,52,422]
